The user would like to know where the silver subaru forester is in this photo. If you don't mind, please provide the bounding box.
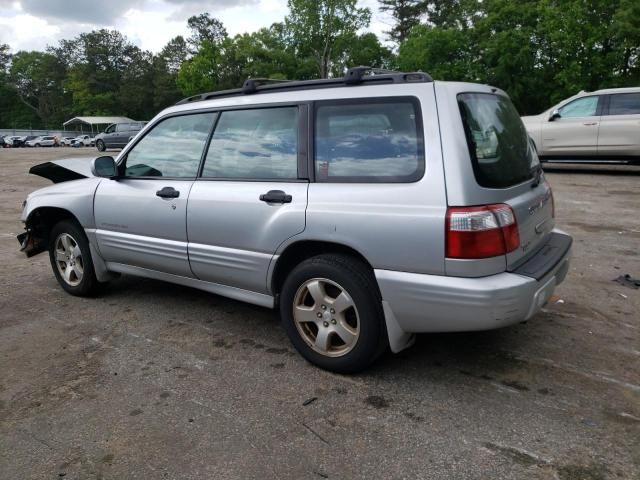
[18,67,572,373]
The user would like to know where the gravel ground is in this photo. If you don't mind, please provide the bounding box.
[1,147,639,480]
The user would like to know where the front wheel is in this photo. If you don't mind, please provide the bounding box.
[96,140,106,152]
[48,220,100,296]
[280,254,387,373]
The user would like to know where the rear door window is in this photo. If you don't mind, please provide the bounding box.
[608,93,640,115]
[458,92,539,189]
[201,107,298,179]
[314,99,424,182]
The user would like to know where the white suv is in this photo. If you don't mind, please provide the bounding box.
[521,87,640,164]
[25,136,56,147]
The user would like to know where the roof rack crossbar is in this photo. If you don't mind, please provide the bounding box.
[242,78,292,94]
[175,67,433,105]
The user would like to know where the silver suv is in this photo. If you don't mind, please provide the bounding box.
[18,68,572,373]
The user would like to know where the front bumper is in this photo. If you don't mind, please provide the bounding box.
[376,230,572,352]
[17,229,46,257]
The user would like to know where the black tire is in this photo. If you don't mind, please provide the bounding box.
[280,254,388,373]
[96,139,106,152]
[48,220,100,296]
[35,143,41,147]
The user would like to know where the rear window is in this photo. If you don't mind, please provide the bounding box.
[314,99,424,182]
[458,93,539,188]
[608,93,640,115]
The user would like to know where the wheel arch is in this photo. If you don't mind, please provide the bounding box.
[25,205,113,282]
[269,240,375,298]
[25,206,82,248]
[269,239,416,355]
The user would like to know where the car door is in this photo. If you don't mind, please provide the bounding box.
[126,122,143,144]
[541,95,601,156]
[597,92,640,156]
[94,112,217,277]
[187,105,308,294]
[102,124,117,147]
[114,123,131,147]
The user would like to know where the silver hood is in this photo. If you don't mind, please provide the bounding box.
[29,157,96,183]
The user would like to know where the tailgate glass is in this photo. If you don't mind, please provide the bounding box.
[458,93,539,188]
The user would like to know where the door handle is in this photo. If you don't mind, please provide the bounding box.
[259,190,292,204]
[156,186,180,198]
[583,122,598,126]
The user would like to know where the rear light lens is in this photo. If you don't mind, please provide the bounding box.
[446,204,520,259]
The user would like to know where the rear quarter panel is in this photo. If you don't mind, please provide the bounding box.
[435,82,555,274]
[293,83,448,275]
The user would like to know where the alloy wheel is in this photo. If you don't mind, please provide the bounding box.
[292,278,360,357]
[54,233,84,286]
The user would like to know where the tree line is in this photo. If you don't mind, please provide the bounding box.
[0,0,638,129]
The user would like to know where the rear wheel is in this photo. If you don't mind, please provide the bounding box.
[96,139,106,152]
[48,220,100,296]
[280,254,387,373]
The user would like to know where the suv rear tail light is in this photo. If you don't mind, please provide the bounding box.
[446,204,520,259]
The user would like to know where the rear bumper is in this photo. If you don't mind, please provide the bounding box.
[376,229,572,352]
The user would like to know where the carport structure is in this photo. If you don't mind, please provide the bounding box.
[62,116,134,136]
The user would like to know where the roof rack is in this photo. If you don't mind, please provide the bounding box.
[175,66,432,105]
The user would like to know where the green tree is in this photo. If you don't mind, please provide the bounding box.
[187,13,228,51]
[398,25,479,81]
[229,24,316,81]
[152,36,188,109]
[9,50,70,127]
[332,32,394,76]
[177,40,228,96]
[285,0,371,78]
[424,0,481,29]
[378,0,424,44]
[51,29,155,118]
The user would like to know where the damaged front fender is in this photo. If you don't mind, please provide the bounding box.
[17,229,46,258]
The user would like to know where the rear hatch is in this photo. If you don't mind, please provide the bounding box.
[446,89,554,272]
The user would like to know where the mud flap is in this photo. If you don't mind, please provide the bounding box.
[381,300,416,353]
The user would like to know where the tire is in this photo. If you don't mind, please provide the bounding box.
[48,220,100,296]
[96,140,106,152]
[35,143,41,147]
[280,254,388,373]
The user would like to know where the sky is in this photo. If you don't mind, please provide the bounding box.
[0,0,392,53]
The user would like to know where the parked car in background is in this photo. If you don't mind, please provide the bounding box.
[0,137,7,148]
[21,136,38,147]
[17,67,571,373]
[522,87,640,164]
[60,137,75,147]
[9,136,28,147]
[95,122,147,151]
[25,136,56,147]
[70,135,94,147]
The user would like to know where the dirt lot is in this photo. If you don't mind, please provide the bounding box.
[0,147,638,480]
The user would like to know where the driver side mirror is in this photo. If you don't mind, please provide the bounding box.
[91,156,117,178]
[549,109,561,121]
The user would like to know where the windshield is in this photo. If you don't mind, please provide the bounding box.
[458,93,539,188]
